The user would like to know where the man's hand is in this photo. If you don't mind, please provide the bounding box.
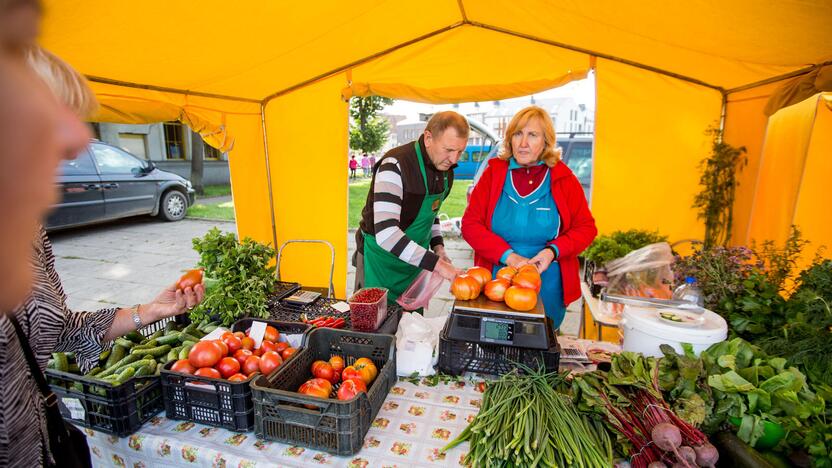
[435,258,462,281]
[505,253,530,269]
[529,248,556,273]
[145,282,205,321]
[433,245,452,264]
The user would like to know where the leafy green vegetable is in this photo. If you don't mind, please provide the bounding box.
[583,229,667,266]
[188,228,275,326]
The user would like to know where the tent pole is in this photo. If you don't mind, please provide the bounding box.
[725,61,832,95]
[261,22,465,103]
[718,91,728,138]
[86,75,260,103]
[259,103,279,256]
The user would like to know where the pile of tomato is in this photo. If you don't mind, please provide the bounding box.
[171,325,297,381]
[296,356,379,402]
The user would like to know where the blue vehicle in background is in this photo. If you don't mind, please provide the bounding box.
[465,133,593,204]
[453,119,500,180]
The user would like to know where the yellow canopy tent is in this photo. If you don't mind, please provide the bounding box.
[40,1,832,296]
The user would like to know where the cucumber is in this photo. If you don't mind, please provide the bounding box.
[67,363,81,374]
[46,359,55,370]
[88,367,102,376]
[147,330,164,341]
[181,323,199,337]
[99,349,111,363]
[156,332,181,346]
[99,354,142,377]
[129,340,159,354]
[179,333,202,344]
[115,337,136,349]
[134,362,156,377]
[141,345,171,358]
[52,353,69,372]
[112,359,156,376]
[105,344,127,368]
[202,324,219,334]
[166,346,181,362]
[124,331,144,343]
[179,344,193,360]
[164,320,177,334]
[117,367,137,381]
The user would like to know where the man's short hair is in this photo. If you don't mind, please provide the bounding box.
[425,111,469,139]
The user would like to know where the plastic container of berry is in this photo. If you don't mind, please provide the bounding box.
[348,288,388,332]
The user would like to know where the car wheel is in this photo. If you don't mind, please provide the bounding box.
[159,190,188,221]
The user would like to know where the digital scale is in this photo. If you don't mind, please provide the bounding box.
[446,295,556,350]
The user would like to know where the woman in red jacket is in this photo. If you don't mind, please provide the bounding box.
[462,106,597,329]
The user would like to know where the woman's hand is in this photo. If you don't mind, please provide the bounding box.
[529,248,556,273]
[505,253,530,269]
[146,282,205,321]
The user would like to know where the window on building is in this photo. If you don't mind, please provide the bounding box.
[163,122,184,159]
[118,133,148,159]
[204,143,222,160]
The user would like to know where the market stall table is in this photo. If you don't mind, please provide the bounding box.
[580,281,620,342]
[79,379,486,468]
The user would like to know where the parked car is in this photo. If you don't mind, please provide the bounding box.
[466,135,593,203]
[46,140,196,230]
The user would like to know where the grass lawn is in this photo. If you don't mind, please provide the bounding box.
[348,178,472,229]
[187,201,235,220]
[197,184,232,199]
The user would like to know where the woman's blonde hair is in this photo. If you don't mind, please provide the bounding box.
[500,106,561,167]
[24,45,98,118]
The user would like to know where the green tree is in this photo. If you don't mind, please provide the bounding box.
[349,96,393,155]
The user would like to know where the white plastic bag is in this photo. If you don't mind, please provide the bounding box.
[396,270,445,311]
[603,242,675,316]
[394,312,447,376]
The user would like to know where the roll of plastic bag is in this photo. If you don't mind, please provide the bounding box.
[396,269,445,311]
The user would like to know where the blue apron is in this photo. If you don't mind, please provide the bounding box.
[490,162,566,328]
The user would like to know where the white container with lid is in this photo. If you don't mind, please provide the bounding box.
[619,305,727,357]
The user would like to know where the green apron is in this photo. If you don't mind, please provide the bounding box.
[362,141,449,302]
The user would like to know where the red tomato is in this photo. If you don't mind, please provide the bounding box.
[451,274,481,301]
[242,355,261,375]
[312,362,336,384]
[223,335,242,354]
[233,331,245,340]
[176,269,203,290]
[354,358,378,383]
[240,337,255,351]
[263,325,280,343]
[512,272,542,293]
[247,371,258,379]
[171,359,196,375]
[341,366,366,385]
[311,360,328,374]
[252,346,263,357]
[233,349,253,367]
[221,331,234,340]
[504,286,537,312]
[518,264,539,275]
[274,342,290,353]
[281,347,297,361]
[484,278,511,302]
[189,341,222,368]
[260,340,278,354]
[298,378,332,398]
[337,378,368,401]
[212,339,229,357]
[194,367,221,379]
[328,355,345,373]
[216,357,241,379]
[496,266,518,282]
[259,351,283,376]
[227,373,247,382]
[466,266,492,287]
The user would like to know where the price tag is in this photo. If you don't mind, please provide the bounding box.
[199,327,229,342]
[284,334,304,349]
[61,397,85,420]
[248,321,267,349]
[331,301,350,313]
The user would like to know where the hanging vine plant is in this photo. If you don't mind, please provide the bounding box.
[693,126,747,248]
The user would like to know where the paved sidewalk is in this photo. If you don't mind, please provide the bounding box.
[50,218,580,335]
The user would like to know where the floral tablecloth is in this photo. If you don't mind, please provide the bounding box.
[82,379,485,468]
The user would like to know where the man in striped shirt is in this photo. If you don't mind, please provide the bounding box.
[354,111,469,301]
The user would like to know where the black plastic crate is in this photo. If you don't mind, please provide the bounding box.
[269,298,402,335]
[251,328,396,456]
[45,316,179,436]
[268,281,302,304]
[160,319,310,432]
[438,318,560,376]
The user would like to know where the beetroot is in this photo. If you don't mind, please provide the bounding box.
[652,423,682,452]
[693,443,719,467]
[647,462,668,468]
[677,446,696,465]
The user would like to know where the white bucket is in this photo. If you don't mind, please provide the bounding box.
[620,305,727,357]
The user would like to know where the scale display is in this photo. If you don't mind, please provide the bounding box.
[481,318,514,344]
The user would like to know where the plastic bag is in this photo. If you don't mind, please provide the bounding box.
[396,269,445,311]
[602,242,675,316]
[394,312,447,376]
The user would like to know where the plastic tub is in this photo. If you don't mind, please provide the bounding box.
[348,288,388,332]
[620,305,727,357]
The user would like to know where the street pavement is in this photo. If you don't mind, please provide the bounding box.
[51,217,580,335]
